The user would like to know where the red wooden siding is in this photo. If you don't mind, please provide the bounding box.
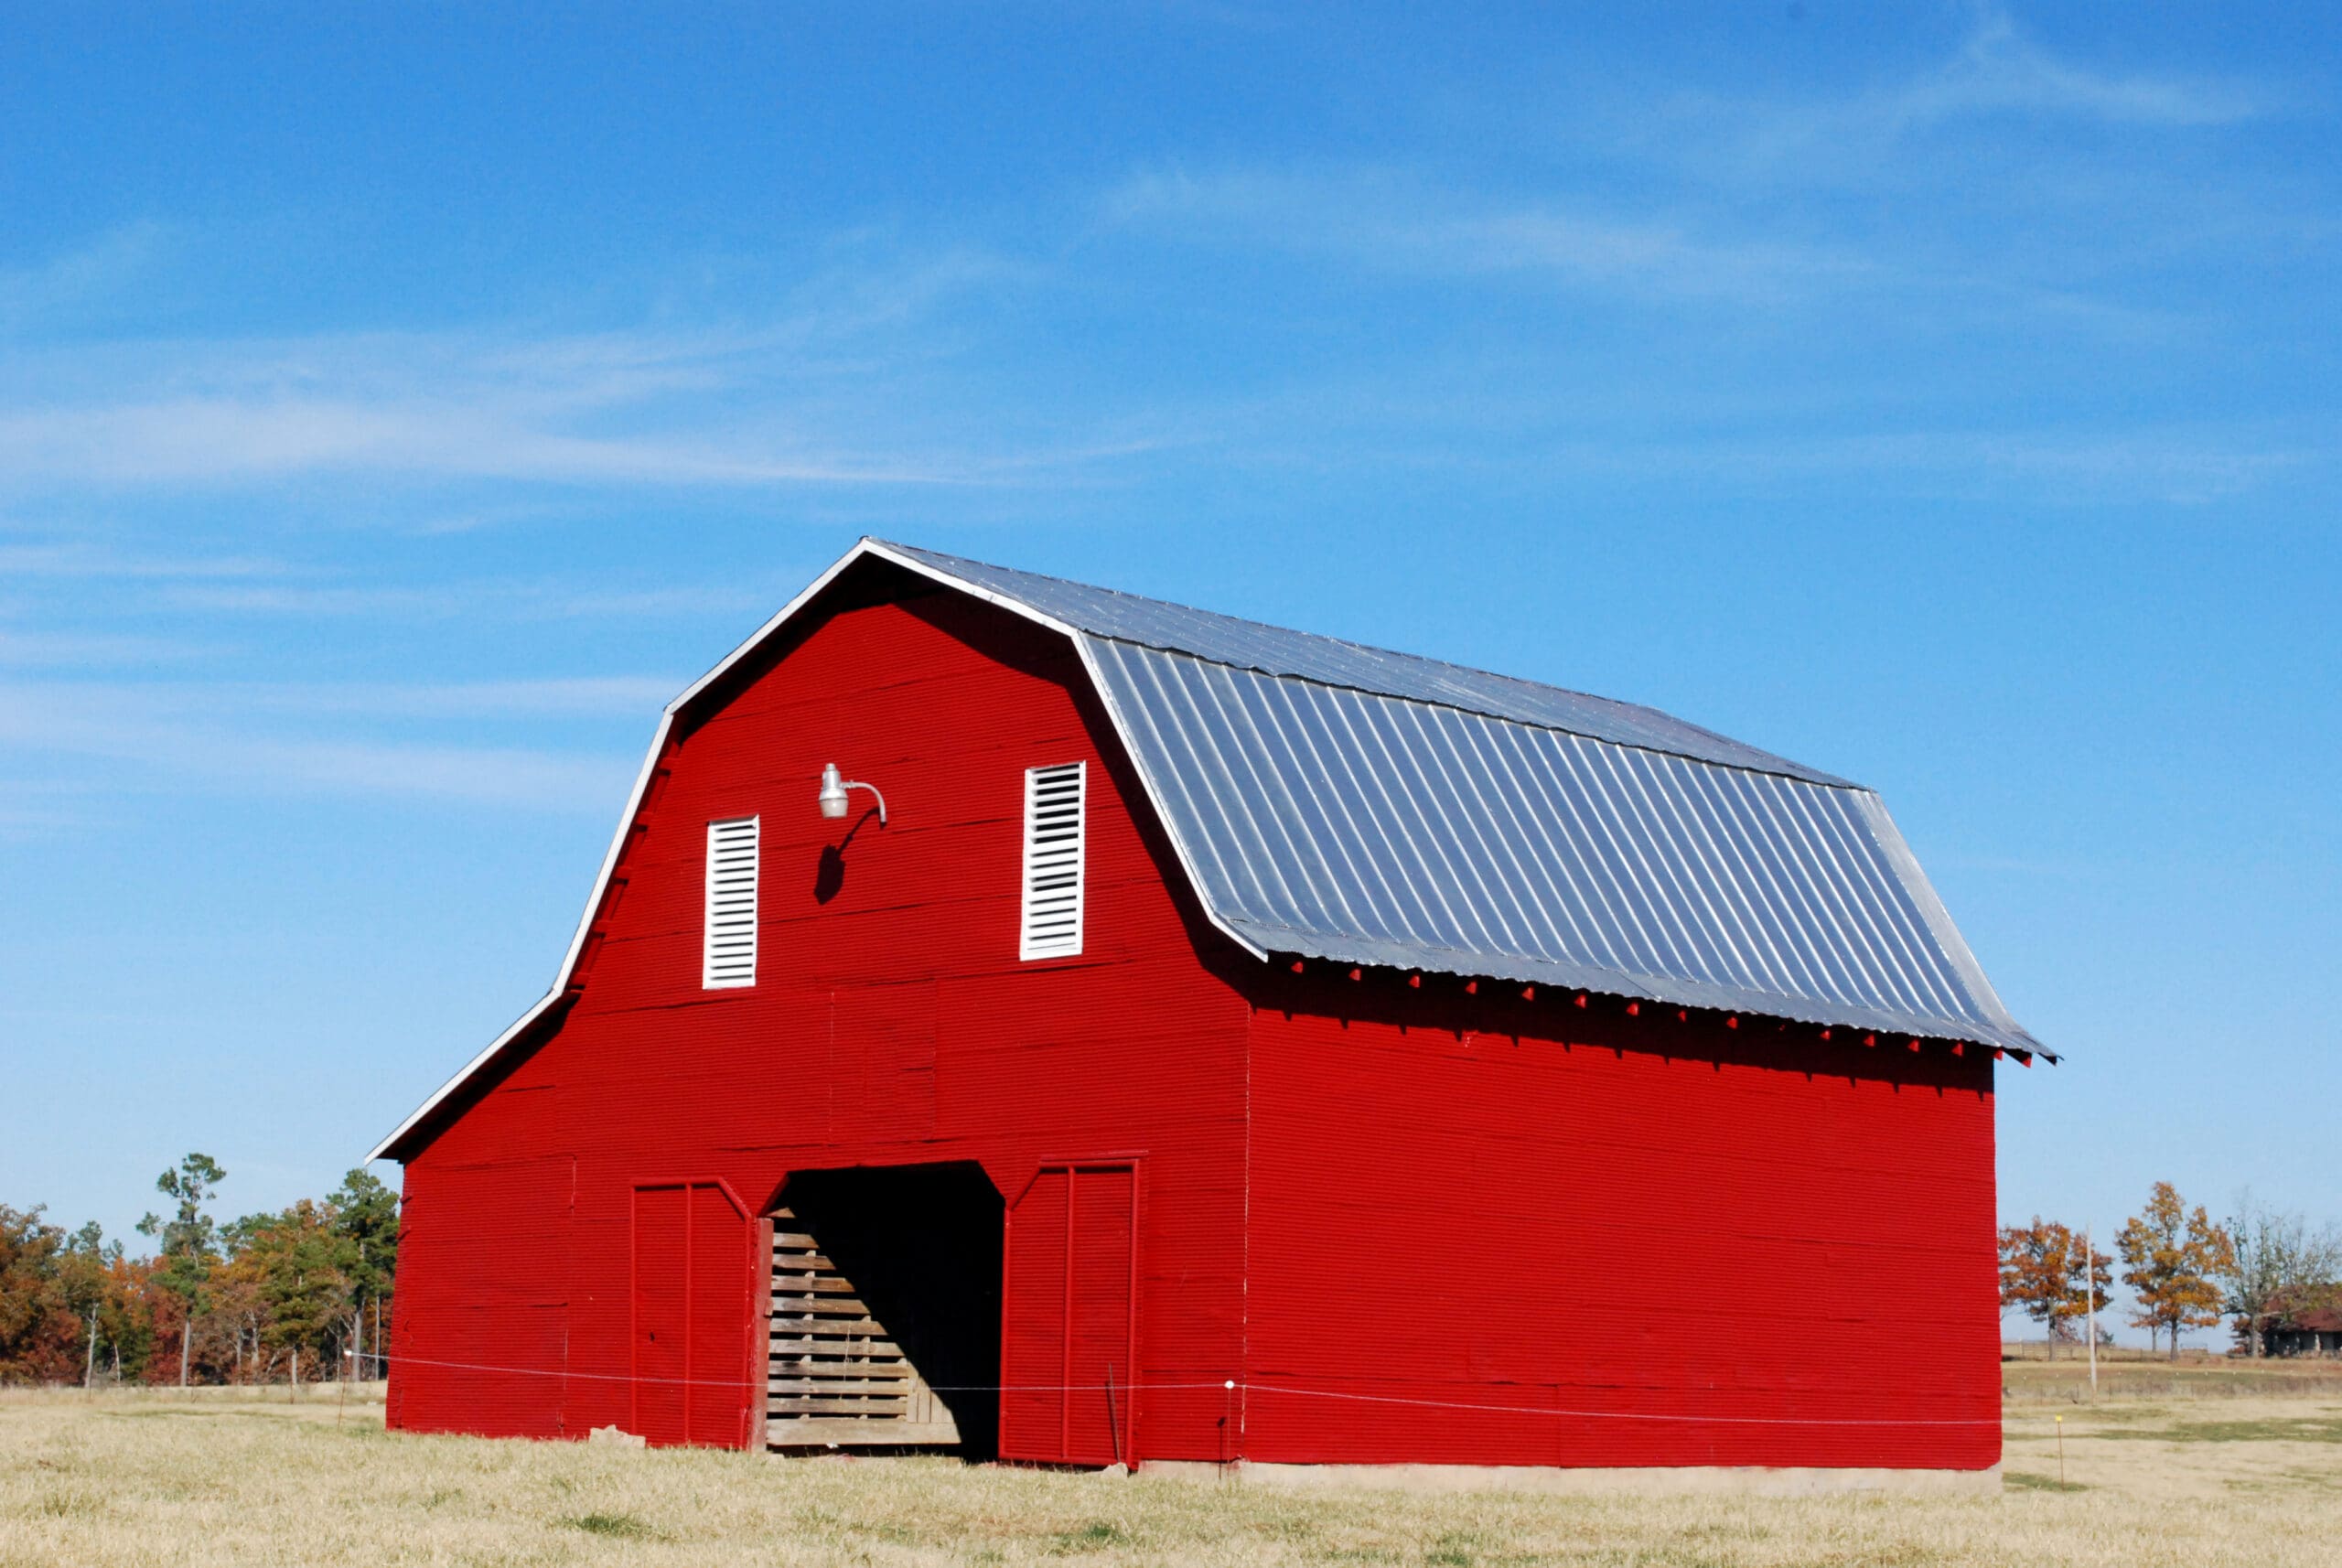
[391,576,1251,1457]
[1241,972,2002,1470]
[629,1181,753,1448]
[1001,1164,1138,1465]
[386,1155,571,1438]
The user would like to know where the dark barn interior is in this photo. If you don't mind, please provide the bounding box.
[768,1162,1004,1459]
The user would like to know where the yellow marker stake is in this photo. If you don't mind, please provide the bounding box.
[2056,1414,2065,1487]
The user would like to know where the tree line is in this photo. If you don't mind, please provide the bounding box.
[2000,1183,2342,1357]
[12,1161,2335,1382]
[0,1154,395,1388]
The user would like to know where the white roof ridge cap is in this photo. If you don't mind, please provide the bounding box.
[874,540,1854,789]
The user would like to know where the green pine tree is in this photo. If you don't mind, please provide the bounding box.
[136,1154,225,1387]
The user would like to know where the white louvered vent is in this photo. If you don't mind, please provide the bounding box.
[1019,762,1086,961]
[703,816,759,989]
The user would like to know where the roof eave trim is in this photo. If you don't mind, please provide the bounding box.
[366,993,564,1162]
[1230,918,2054,1058]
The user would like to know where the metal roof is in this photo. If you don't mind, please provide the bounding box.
[885,542,2040,1057]
[372,538,2041,1162]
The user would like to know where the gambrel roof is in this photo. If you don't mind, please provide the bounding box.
[372,538,2040,1161]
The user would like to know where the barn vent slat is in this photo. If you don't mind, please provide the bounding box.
[1019,762,1086,961]
[702,816,759,989]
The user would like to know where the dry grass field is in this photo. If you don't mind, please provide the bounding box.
[2001,1341,2342,1404]
[5,1366,2339,1568]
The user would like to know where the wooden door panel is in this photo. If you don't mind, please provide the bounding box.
[631,1186,689,1444]
[629,1181,751,1448]
[1003,1164,1135,1465]
[1001,1169,1069,1457]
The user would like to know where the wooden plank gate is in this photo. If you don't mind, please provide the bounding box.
[765,1206,962,1448]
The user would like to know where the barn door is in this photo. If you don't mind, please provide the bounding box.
[629,1181,754,1448]
[1001,1164,1138,1466]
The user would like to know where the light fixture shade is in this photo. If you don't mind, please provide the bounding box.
[817,763,848,819]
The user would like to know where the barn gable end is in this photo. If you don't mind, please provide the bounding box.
[387,570,1253,1455]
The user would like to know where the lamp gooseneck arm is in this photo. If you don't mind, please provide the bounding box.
[841,779,887,826]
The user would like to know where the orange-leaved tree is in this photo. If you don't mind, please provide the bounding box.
[2117,1182,2234,1359]
[1998,1218,2112,1355]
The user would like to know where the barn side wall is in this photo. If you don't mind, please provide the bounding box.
[388,581,1252,1456]
[1238,972,2002,1471]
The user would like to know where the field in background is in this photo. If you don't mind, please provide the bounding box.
[2001,1341,2342,1404]
[3,1366,2338,1567]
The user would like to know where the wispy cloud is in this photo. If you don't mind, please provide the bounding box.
[1674,5,2269,186]
[0,391,967,489]
[0,541,294,581]
[1165,368,2325,506]
[0,628,221,667]
[0,778,111,835]
[218,676,684,719]
[0,244,1158,496]
[0,679,642,811]
[1883,6,2264,130]
[1494,425,2323,507]
[1104,166,1864,305]
[156,573,795,623]
[0,223,168,336]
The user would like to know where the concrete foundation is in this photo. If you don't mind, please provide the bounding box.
[1135,1459,2004,1498]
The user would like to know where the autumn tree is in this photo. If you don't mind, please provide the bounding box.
[228,1200,349,1380]
[136,1153,225,1388]
[56,1222,114,1388]
[0,1209,128,1385]
[2218,1193,2342,1357]
[0,1205,73,1382]
[1998,1218,2112,1354]
[96,1251,163,1385]
[2118,1182,2235,1359]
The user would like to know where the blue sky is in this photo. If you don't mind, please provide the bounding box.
[4,3,2335,1345]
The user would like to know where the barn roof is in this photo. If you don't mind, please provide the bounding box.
[880,542,2039,1059]
[371,538,2041,1162]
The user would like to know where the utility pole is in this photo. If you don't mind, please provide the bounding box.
[2085,1222,2098,1398]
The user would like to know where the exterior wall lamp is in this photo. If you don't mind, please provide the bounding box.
[817,763,887,826]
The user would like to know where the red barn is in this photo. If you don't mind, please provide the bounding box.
[371,539,2045,1489]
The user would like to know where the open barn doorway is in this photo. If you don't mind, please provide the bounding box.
[763,1162,1004,1458]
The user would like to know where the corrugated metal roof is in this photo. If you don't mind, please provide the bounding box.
[880,542,2042,1057]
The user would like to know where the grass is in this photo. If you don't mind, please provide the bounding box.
[564,1509,659,1538]
[2,1380,2339,1566]
[2001,1344,2342,1405]
[2089,1414,2342,1445]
